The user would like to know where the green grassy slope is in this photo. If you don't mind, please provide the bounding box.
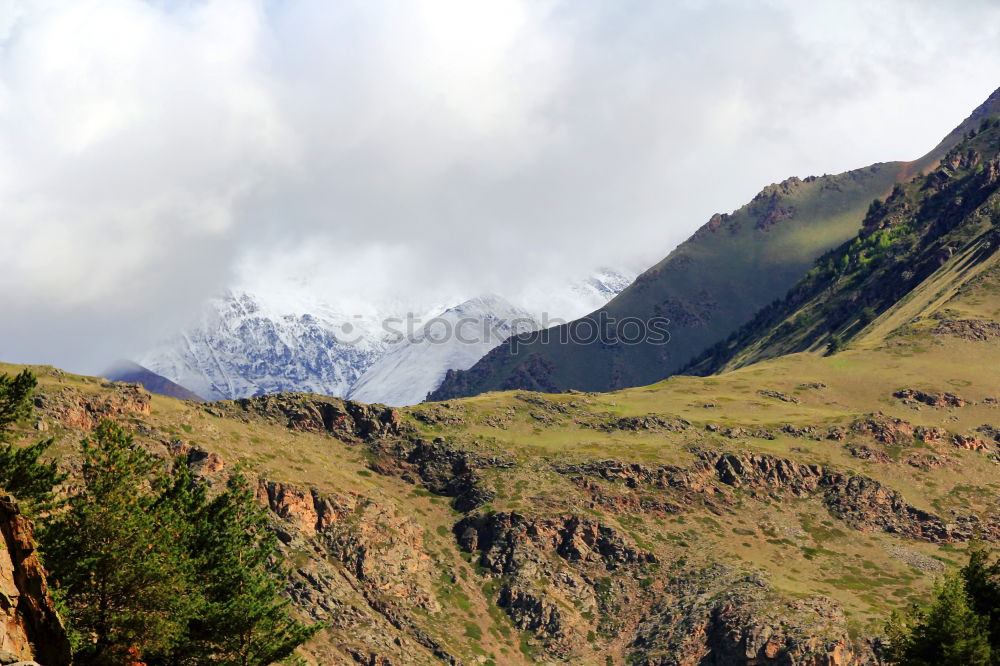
[7,249,1000,662]
[431,86,1000,401]
[685,112,1000,375]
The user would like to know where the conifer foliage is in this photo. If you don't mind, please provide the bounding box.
[886,541,1000,665]
[41,421,194,662]
[40,420,320,664]
[0,370,64,512]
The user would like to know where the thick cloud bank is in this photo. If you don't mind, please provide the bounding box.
[2,0,999,372]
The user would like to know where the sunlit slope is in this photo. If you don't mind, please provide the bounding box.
[686,112,1000,375]
[431,86,1000,401]
[7,256,1000,662]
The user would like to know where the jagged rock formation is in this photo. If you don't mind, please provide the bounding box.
[0,495,71,665]
[209,393,406,441]
[33,381,151,430]
[630,569,868,665]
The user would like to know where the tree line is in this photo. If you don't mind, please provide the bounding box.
[0,370,319,665]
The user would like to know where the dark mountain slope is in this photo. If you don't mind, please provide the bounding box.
[430,86,1000,401]
[685,111,1000,375]
[104,360,204,401]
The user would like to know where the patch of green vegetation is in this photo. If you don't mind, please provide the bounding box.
[463,621,483,641]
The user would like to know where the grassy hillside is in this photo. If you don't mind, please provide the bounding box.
[431,86,1000,402]
[685,112,1000,375]
[7,245,1000,662]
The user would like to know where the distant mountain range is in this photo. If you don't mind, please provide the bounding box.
[102,360,204,401]
[121,269,635,404]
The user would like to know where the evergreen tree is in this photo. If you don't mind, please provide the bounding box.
[0,370,65,512]
[0,369,36,434]
[962,539,1000,650]
[187,472,320,666]
[40,421,194,664]
[885,571,992,665]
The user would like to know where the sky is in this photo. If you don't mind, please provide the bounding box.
[1,0,1000,374]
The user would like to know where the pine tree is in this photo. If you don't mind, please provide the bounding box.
[0,369,36,434]
[40,421,195,664]
[885,571,992,665]
[187,472,320,666]
[0,370,65,512]
[962,539,1000,651]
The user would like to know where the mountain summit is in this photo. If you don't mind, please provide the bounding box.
[430,86,1000,401]
[133,270,635,404]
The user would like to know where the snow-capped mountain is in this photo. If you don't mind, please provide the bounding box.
[137,291,399,401]
[348,295,536,406]
[135,268,636,404]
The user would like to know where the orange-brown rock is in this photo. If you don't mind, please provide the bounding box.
[165,439,225,474]
[35,382,151,430]
[0,494,71,665]
[258,480,356,537]
[847,413,915,446]
[894,388,967,408]
[953,434,990,451]
[915,426,949,445]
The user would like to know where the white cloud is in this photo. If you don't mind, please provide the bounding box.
[1,0,999,372]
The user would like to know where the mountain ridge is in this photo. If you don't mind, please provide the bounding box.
[104,360,204,401]
[134,270,635,405]
[684,110,1000,375]
[429,85,1000,402]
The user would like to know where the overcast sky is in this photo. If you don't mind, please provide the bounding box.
[2,0,999,374]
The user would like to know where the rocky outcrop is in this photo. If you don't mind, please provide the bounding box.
[368,437,514,512]
[165,438,225,474]
[215,394,405,441]
[321,500,442,612]
[712,453,825,497]
[630,568,870,665]
[953,433,991,451]
[595,414,691,433]
[893,388,967,408]
[34,382,151,430]
[554,458,713,493]
[914,426,948,445]
[931,318,1000,340]
[848,445,891,463]
[0,495,71,665]
[258,480,357,537]
[457,512,657,573]
[558,450,1000,544]
[828,413,915,446]
[757,389,800,404]
[260,477,449,660]
[455,511,657,653]
[822,475,999,542]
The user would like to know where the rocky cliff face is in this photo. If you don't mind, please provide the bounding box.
[33,381,151,431]
[0,494,71,665]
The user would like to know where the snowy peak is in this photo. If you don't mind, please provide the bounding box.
[138,290,391,401]
[135,268,636,405]
[348,295,537,406]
